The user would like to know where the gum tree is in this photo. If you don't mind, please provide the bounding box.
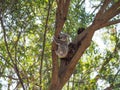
[49,0,120,90]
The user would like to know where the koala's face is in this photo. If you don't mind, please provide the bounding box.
[58,33,68,41]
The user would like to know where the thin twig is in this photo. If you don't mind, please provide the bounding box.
[14,64,25,90]
[39,0,52,90]
[90,2,102,15]
[101,19,120,28]
[0,14,13,64]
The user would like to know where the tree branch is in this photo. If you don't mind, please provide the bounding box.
[39,0,52,90]
[104,69,120,90]
[0,13,25,90]
[90,1,102,15]
[0,14,13,64]
[103,1,120,21]
[0,53,13,67]
[95,0,110,19]
[101,19,120,28]
[94,0,120,25]
[1,75,18,80]
[93,1,120,30]
[13,64,25,90]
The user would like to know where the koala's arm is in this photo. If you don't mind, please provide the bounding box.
[53,36,60,45]
[53,36,65,45]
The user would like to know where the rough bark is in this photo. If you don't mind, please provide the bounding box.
[49,0,120,90]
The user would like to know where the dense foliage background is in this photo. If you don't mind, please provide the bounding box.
[0,0,120,90]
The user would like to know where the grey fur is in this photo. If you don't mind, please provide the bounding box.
[53,33,69,58]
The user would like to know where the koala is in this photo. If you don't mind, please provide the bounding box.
[53,33,69,58]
